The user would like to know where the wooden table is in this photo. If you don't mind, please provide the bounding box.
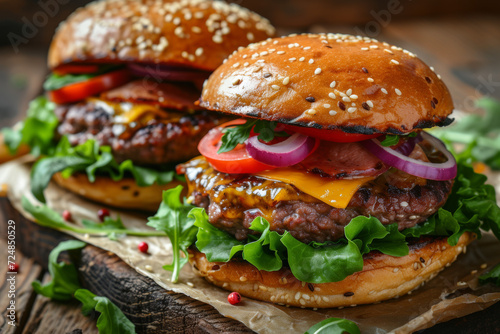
[1,15,500,333]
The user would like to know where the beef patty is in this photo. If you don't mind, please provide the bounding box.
[54,99,228,166]
[181,154,453,244]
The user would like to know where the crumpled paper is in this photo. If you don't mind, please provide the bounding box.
[1,158,499,333]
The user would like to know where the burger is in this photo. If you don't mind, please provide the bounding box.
[174,33,500,308]
[1,0,275,211]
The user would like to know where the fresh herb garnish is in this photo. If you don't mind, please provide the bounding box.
[1,96,58,156]
[380,132,418,147]
[432,98,500,169]
[21,197,167,238]
[33,240,136,333]
[479,263,500,286]
[152,157,500,284]
[147,186,197,283]
[304,317,360,334]
[217,119,288,154]
[31,136,181,203]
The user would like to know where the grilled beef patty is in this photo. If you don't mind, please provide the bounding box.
[181,152,453,244]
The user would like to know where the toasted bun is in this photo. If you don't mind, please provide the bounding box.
[53,172,185,212]
[200,33,453,134]
[48,0,275,71]
[188,232,475,308]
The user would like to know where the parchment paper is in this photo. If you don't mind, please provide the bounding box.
[1,158,500,333]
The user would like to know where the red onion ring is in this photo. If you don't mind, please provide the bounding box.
[127,63,210,82]
[245,133,317,167]
[362,132,457,181]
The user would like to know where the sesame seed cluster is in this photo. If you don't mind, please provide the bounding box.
[201,33,453,134]
[48,0,275,71]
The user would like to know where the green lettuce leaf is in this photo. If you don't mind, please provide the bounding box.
[31,136,180,203]
[74,289,136,334]
[2,96,58,156]
[43,73,95,91]
[32,240,86,300]
[304,317,360,334]
[147,186,197,283]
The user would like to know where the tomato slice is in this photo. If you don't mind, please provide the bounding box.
[53,64,100,75]
[283,124,381,143]
[198,119,277,174]
[48,69,132,104]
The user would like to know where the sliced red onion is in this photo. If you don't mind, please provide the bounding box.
[245,133,317,167]
[127,63,210,82]
[362,132,457,181]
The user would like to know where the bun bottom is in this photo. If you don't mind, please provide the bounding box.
[188,232,475,308]
[53,172,185,212]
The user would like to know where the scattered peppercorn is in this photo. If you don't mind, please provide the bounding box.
[97,208,110,222]
[62,210,72,222]
[228,292,241,305]
[138,242,149,254]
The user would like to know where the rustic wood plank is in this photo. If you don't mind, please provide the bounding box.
[0,238,43,333]
[21,273,99,334]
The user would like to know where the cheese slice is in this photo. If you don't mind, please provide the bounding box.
[255,168,374,209]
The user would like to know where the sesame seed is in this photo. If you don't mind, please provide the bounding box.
[384,49,393,54]
[409,215,418,219]
[401,201,408,207]
[173,17,181,25]
[393,268,399,273]
[145,265,153,272]
[329,92,336,99]
[329,110,337,116]
[289,57,296,61]
[342,96,351,103]
[347,107,357,113]
[263,73,272,78]
[195,47,204,56]
[362,102,370,110]
[305,96,315,102]
[437,74,442,79]
[314,68,322,75]
[232,78,242,85]
[350,94,358,100]
[303,46,311,50]
[414,262,419,270]
[260,51,268,56]
[481,263,488,269]
[308,59,314,64]
[232,62,240,68]
[302,294,311,300]
[367,100,374,108]
[213,35,223,43]
[346,88,352,96]
[187,282,194,287]
[381,88,388,94]
[243,62,249,67]
[247,32,254,41]
[306,109,317,115]
[240,276,247,282]
[370,45,378,49]
[338,101,346,110]
[361,47,369,51]
[277,51,285,55]
[271,85,280,91]
[391,59,400,65]
[367,77,374,82]
[330,81,336,88]
[299,57,305,61]
[395,88,402,96]
[323,104,331,108]
[282,77,290,85]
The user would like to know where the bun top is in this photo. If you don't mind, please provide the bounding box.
[200,34,454,134]
[48,0,275,71]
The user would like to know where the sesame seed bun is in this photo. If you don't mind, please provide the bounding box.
[48,0,276,71]
[188,232,475,308]
[200,33,453,134]
[53,172,185,212]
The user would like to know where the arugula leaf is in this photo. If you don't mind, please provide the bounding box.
[32,240,86,300]
[31,136,179,203]
[217,119,288,153]
[32,240,136,333]
[74,289,136,334]
[147,186,197,283]
[305,317,360,334]
[22,196,166,238]
[479,263,500,286]
[432,97,500,169]
[1,96,58,156]
[380,132,418,147]
[44,73,95,91]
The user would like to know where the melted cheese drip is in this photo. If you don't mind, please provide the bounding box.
[255,168,374,209]
[89,98,171,124]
